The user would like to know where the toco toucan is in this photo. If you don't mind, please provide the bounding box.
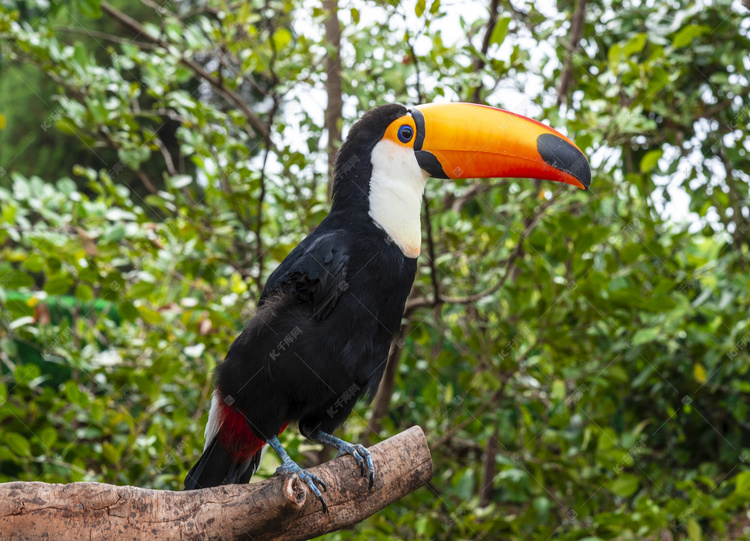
[184,102,591,509]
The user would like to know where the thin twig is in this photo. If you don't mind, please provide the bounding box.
[423,195,441,307]
[431,382,508,450]
[54,27,159,49]
[100,2,271,142]
[405,191,561,316]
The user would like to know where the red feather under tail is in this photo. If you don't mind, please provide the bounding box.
[218,401,288,462]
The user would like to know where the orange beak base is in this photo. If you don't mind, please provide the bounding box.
[411,103,591,190]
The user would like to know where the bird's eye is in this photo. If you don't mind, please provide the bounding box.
[397,125,414,143]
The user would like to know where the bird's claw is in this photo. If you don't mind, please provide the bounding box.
[275,462,329,512]
[336,443,375,489]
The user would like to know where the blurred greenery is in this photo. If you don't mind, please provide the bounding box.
[1,0,749,539]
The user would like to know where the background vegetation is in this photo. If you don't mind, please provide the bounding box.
[1,0,749,538]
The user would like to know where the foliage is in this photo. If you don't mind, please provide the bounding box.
[1,0,749,539]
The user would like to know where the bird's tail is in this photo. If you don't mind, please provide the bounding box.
[184,390,286,490]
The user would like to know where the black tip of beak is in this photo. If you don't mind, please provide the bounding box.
[537,133,591,190]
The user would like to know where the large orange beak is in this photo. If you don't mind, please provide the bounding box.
[411,103,591,190]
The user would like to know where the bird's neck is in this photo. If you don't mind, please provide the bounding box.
[367,140,428,259]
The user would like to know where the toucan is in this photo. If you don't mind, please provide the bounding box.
[184,102,591,509]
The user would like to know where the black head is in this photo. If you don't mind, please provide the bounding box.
[331,103,409,212]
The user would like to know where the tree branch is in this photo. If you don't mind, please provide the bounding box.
[0,427,432,540]
[470,0,500,104]
[556,0,588,106]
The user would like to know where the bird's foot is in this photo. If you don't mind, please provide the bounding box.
[274,460,328,512]
[312,431,375,489]
[268,435,328,512]
[335,442,375,489]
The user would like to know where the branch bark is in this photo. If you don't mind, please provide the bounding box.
[0,427,432,540]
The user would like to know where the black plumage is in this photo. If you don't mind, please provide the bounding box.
[186,104,418,490]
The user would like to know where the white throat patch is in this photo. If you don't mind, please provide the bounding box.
[368,139,429,259]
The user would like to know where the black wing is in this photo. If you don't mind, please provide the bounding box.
[260,231,349,320]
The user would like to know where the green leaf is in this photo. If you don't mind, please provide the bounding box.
[609,33,647,65]
[415,0,426,17]
[672,24,710,48]
[101,224,126,243]
[272,28,292,50]
[5,299,34,318]
[609,474,639,497]
[733,471,750,495]
[623,33,647,57]
[4,269,35,288]
[632,327,660,346]
[687,518,702,541]
[64,381,90,408]
[44,274,74,295]
[75,284,94,302]
[137,305,163,324]
[490,17,511,46]
[456,469,474,500]
[532,496,550,520]
[642,295,676,311]
[102,442,121,464]
[38,427,58,449]
[575,231,596,253]
[640,149,662,173]
[169,175,193,189]
[22,254,45,273]
[128,281,156,299]
[76,0,102,18]
[118,301,140,322]
[693,363,707,384]
[5,432,31,457]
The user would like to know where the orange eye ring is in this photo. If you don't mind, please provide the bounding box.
[384,115,418,147]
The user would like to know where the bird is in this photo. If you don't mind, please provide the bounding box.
[184,102,591,510]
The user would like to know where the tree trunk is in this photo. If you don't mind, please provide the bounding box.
[556,0,588,106]
[366,324,410,443]
[479,424,500,507]
[0,426,432,540]
[323,0,343,200]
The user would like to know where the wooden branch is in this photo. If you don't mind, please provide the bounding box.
[0,426,432,540]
